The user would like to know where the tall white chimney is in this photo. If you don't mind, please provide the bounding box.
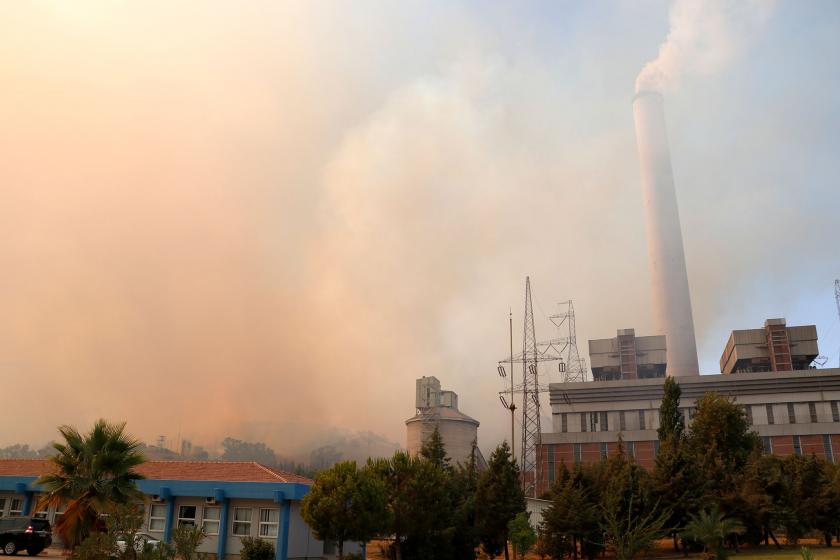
[633,91,699,376]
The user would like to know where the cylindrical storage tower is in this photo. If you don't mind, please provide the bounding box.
[633,91,699,376]
[405,407,479,466]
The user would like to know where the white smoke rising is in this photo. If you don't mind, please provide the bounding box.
[636,0,776,93]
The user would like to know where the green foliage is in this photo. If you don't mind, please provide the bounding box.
[419,426,450,471]
[800,546,815,560]
[369,451,451,560]
[507,512,536,559]
[682,507,744,560]
[541,464,601,560]
[71,532,115,560]
[36,419,146,549]
[600,466,670,560]
[686,392,760,525]
[239,537,274,560]
[653,378,699,552]
[301,460,386,559]
[170,525,206,560]
[72,503,173,560]
[657,377,684,442]
[475,441,525,558]
[447,441,481,559]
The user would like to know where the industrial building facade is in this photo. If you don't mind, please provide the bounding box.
[0,460,360,560]
[536,320,839,496]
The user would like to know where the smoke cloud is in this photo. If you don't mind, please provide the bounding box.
[636,0,776,93]
[0,2,837,458]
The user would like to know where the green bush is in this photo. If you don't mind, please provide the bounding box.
[239,538,274,560]
[171,525,206,560]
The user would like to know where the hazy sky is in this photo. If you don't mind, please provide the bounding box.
[1,1,838,459]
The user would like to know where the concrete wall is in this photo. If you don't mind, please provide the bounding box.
[406,416,478,467]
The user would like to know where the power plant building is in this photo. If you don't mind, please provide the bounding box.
[721,318,819,374]
[536,319,840,496]
[406,376,484,468]
[589,329,666,381]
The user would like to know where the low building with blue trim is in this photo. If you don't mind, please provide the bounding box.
[0,459,361,560]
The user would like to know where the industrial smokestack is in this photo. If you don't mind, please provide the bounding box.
[633,91,699,376]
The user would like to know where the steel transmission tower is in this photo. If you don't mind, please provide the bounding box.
[549,301,589,383]
[520,277,541,496]
[497,282,586,495]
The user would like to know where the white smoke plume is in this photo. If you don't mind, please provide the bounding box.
[636,0,776,93]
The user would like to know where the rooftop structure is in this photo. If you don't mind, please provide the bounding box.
[589,329,666,381]
[720,318,819,374]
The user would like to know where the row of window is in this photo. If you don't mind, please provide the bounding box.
[561,410,649,433]
[750,402,840,425]
[0,498,24,518]
[760,434,835,462]
[147,505,279,539]
[559,401,840,433]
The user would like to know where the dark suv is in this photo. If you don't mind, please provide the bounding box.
[0,517,52,556]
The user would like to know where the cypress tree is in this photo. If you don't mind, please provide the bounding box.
[475,442,525,560]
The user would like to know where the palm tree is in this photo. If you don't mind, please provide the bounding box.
[682,507,744,560]
[36,420,146,549]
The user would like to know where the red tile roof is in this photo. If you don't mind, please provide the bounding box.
[0,459,312,485]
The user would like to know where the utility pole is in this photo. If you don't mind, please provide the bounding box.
[509,309,516,458]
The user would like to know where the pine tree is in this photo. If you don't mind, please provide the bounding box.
[687,392,761,522]
[300,461,386,559]
[369,451,451,560]
[475,442,525,560]
[420,425,450,471]
[540,466,599,560]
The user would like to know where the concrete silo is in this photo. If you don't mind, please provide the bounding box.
[405,376,482,467]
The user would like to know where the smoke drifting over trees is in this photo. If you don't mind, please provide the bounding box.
[0,2,838,454]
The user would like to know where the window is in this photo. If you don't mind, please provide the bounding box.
[561,413,567,433]
[823,435,834,464]
[787,403,796,424]
[33,510,48,520]
[599,442,608,459]
[580,413,587,433]
[627,441,636,459]
[638,410,646,430]
[589,413,598,432]
[0,498,6,518]
[653,440,660,455]
[149,504,167,532]
[762,436,773,454]
[54,503,66,525]
[202,507,220,535]
[766,404,775,425]
[809,402,818,423]
[178,505,197,527]
[619,411,626,432]
[232,508,252,536]
[832,401,840,422]
[745,405,753,425]
[793,435,802,456]
[258,509,279,538]
[10,499,23,516]
[573,443,582,464]
[600,412,609,432]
